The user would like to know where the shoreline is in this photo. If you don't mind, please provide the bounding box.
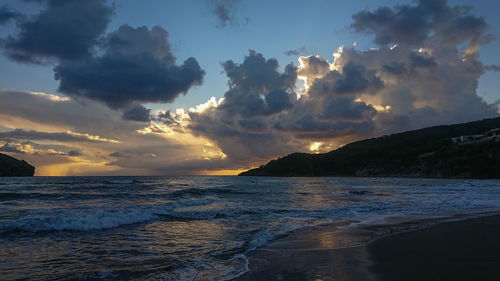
[235,212,500,281]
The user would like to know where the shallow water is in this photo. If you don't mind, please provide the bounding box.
[1,176,499,280]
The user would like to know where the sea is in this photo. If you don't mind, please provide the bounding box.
[1,176,500,280]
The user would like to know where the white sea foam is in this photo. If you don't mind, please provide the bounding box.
[164,254,249,281]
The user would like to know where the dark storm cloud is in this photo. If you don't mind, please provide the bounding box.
[381,53,436,76]
[382,61,408,75]
[0,129,114,143]
[270,62,380,139]
[54,25,205,109]
[210,0,242,27]
[320,97,377,121]
[222,50,296,93]
[409,52,436,68]
[1,3,204,109]
[171,51,380,161]
[0,5,24,24]
[172,51,303,161]
[122,104,151,122]
[333,63,384,94]
[0,143,25,154]
[265,90,294,114]
[310,62,383,96]
[439,13,488,46]
[351,0,490,47]
[238,118,267,132]
[217,50,296,117]
[1,0,112,63]
[351,5,431,46]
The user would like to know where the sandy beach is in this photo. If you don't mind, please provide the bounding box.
[236,214,500,281]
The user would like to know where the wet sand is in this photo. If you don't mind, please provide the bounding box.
[235,215,500,281]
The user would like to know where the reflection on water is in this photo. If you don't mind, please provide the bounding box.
[0,176,499,280]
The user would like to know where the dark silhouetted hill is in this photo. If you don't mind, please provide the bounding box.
[240,117,500,179]
[0,153,35,176]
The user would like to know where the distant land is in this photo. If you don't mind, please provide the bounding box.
[240,117,500,179]
[0,153,35,176]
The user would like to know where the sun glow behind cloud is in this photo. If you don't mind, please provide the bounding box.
[137,105,228,162]
[37,161,120,176]
[199,169,247,176]
[309,142,322,152]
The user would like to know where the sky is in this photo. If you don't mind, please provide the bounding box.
[0,0,499,176]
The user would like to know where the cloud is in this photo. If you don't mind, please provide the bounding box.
[0,143,25,154]
[485,65,500,72]
[109,152,124,157]
[0,90,235,175]
[297,55,331,86]
[122,104,151,122]
[351,0,490,49]
[215,50,296,117]
[382,61,407,75]
[0,140,65,156]
[54,25,205,109]
[351,5,432,46]
[210,0,243,27]
[153,50,381,163]
[1,4,204,109]
[309,62,383,95]
[0,5,24,24]
[319,97,377,121]
[152,0,498,170]
[1,0,112,63]
[284,47,308,56]
[0,129,120,143]
[67,150,82,156]
[351,0,493,56]
[0,90,140,135]
[0,0,498,176]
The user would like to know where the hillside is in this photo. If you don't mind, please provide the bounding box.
[239,117,500,178]
[0,153,35,176]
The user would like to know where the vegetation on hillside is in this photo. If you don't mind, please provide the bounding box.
[240,117,500,178]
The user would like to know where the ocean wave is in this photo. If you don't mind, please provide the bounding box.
[166,254,249,281]
[102,179,141,184]
[0,192,29,200]
[0,199,213,233]
[168,188,253,198]
[0,192,70,201]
